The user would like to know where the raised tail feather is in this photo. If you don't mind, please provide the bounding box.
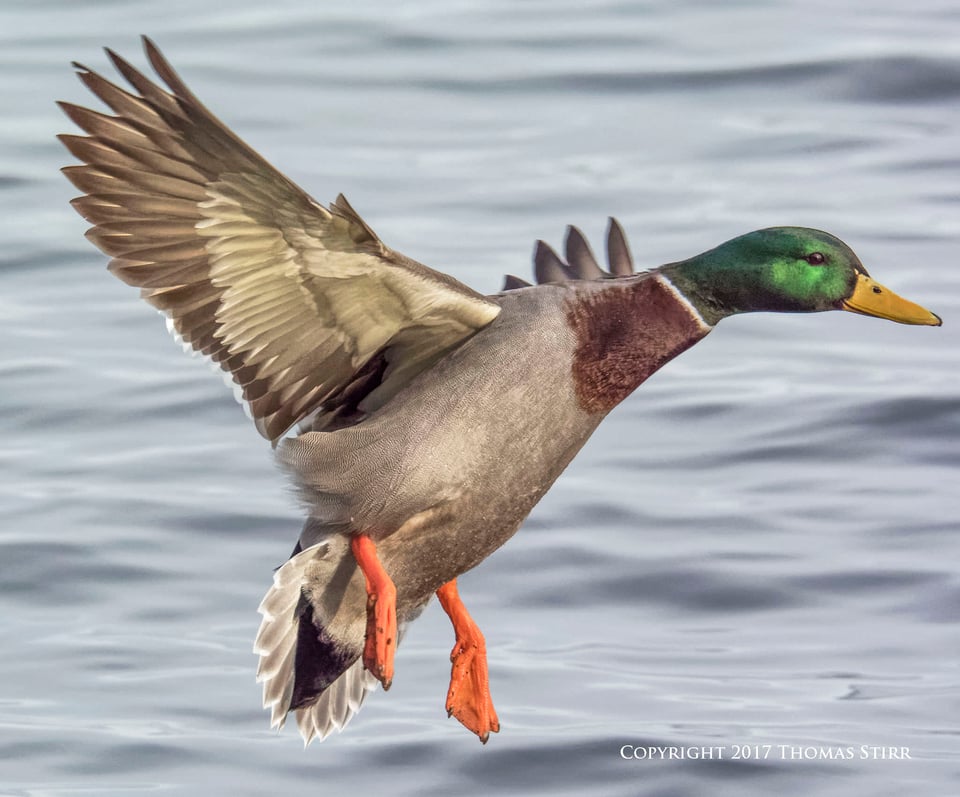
[254,539,376,744]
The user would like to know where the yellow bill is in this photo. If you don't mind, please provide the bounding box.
[842,272,942,326]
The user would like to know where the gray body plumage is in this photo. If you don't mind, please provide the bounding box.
[258,283,605,738]
[289,284,598,581]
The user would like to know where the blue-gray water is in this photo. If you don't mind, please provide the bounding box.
[1,2,958,795]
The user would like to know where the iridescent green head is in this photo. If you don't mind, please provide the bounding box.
[661,227,941,327]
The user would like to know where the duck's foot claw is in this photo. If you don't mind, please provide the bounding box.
[351,535,397,690]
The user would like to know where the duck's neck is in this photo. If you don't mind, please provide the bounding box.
[564,275,712,415]
[658,252,759,326]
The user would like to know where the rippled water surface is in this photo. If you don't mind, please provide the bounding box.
[2,2,958,795]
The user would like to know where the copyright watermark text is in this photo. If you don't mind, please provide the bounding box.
[619,744,911,761]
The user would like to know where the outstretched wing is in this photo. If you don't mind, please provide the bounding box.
[60,37,501,441]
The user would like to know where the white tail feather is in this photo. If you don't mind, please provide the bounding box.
[254,540,376,741]
[296,659,378,745]
[254,544,322,729]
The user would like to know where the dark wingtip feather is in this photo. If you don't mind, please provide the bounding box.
[57,100,107,133]
[142,35,190,98]
[606,217,634,276]
[525,219,637,285]
[533,239,573,284]
[55,133,84,158]
[104,45,154,95]
[564,225,604,280]
[103,47,126,74]
[502,274,532,291]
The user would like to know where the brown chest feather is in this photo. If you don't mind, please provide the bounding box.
[565,277,709,414]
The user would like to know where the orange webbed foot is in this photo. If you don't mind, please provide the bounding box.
[446,629,500,743]
[351,535,397,690]
[437,580,500,743]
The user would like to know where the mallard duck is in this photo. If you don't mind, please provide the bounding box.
[59,37,941,745]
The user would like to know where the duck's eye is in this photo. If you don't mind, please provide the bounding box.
[805,252,826,265]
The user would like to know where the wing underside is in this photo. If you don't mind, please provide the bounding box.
[60,37,501,441]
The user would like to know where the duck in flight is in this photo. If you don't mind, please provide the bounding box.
[59,37,942,745]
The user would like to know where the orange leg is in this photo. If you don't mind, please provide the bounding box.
[351,535,397,690]
[436,579,500,743]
